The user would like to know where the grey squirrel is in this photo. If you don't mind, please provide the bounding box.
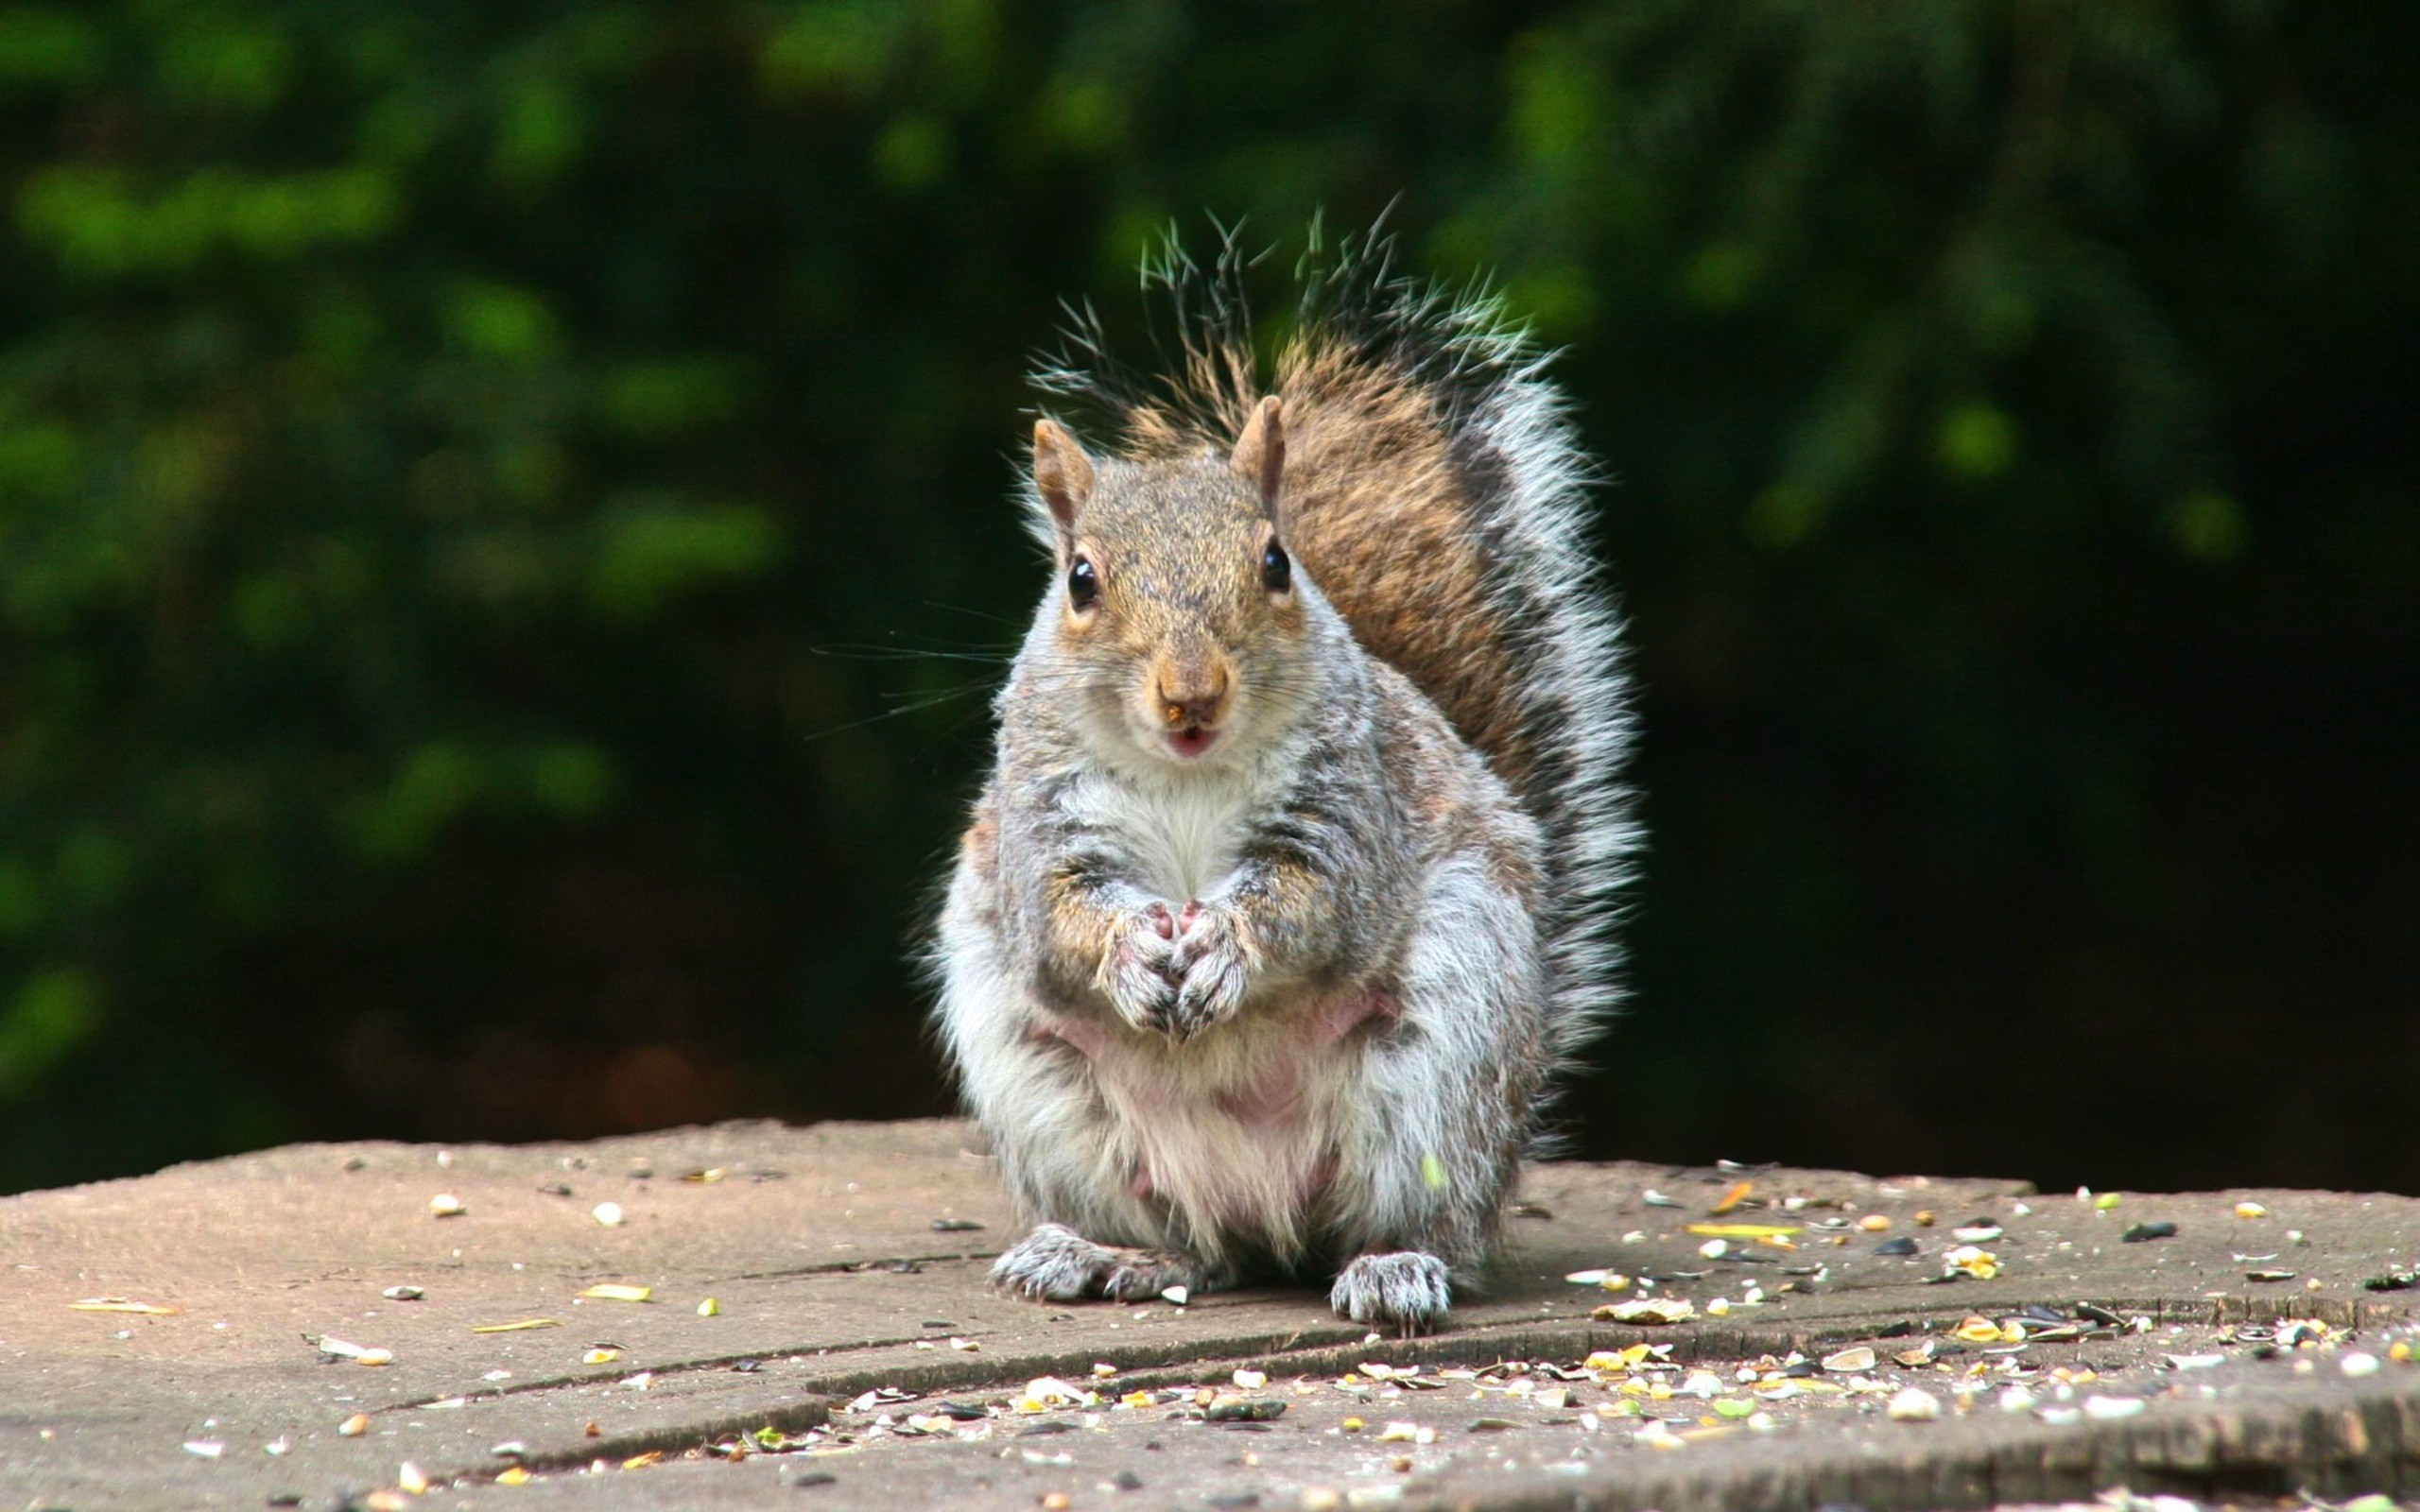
[929,232,1637,1333]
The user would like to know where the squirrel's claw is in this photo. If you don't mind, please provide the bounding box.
[1330,1250,1453,1335]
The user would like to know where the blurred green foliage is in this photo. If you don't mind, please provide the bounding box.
[1,1,2412,1194]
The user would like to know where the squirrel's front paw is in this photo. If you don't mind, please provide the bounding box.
[1167,901,1253,1037]
[1099,902,1181,1031]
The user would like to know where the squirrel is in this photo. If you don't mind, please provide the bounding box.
[929,231,1637,1333]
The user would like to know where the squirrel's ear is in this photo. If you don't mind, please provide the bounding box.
[1230,396,1285,517]
[1030,419,1094,552]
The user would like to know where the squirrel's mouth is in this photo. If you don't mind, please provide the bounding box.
[1165,725,1220,760]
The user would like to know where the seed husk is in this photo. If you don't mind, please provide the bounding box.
[1593,1297,1694,1325]
[1886,1388,1940,1422]
[578,1283,652,1303]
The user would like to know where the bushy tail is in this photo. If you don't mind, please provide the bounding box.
[1034,222,1640,1063]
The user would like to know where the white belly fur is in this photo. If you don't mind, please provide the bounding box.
[1083,766,1253,902]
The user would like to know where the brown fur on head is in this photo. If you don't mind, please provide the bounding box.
[1029,404,1308,769]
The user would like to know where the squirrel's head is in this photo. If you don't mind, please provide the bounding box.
[1027,397,1307,769]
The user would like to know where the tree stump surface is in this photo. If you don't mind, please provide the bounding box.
[3,1118,2414,1509]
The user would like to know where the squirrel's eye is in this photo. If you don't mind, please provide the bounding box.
[1066,556,1099,610]
[1260,540,1291,593]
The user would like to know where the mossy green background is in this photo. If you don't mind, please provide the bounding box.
[2,2,2412,1194]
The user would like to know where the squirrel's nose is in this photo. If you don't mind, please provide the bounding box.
[1157,664,1230,729]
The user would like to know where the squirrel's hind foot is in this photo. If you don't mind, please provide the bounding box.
[1329,1251,1453,1336]
[990,1222,1218,1303]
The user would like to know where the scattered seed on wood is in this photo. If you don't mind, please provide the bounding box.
[930,1218,984,1231]
[1204,1395,1286,1422]
[428,1194,466,1218]
[2121,1222,2178,1243]
[1886,1388,1940,1422]
[338,1414,370,1436]
[381,1285,424,1301]
[1594,1297,1694,1324]
[578,1283,652,1302]
[2247,1269,2298,1282]
[591,1202,625,1227]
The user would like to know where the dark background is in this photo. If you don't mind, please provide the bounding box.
[2,2,2412,1197]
